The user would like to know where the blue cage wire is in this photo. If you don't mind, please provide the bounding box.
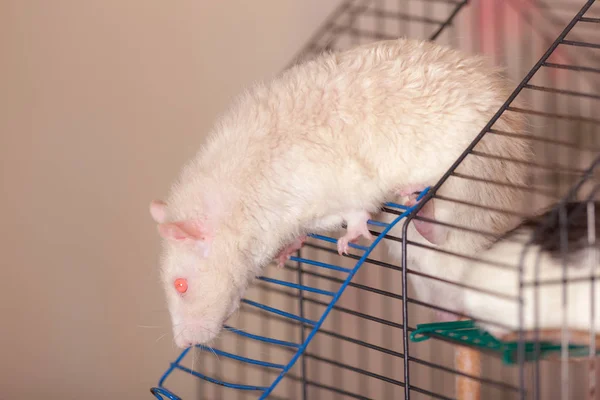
[151,0,600,398]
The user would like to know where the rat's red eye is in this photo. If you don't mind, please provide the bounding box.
[174,278,188,294]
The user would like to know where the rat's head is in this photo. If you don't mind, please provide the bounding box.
[149,200,243,348]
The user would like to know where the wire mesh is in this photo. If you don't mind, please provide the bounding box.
[150,0,600,399]
[396,0,600,398]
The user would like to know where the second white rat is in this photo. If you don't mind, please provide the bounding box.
[462,201,600,337]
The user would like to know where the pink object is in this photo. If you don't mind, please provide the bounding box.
[275,235,308,267]
[405,193,447,245]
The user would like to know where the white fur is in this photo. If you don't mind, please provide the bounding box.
[461,229,600,337]
[152,38,531,347]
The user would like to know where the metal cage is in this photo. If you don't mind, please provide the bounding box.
[151,1,600,399]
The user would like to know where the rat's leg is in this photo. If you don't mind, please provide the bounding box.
[337,210,374,255]
[404,193,447,245]
[275,235,307,267]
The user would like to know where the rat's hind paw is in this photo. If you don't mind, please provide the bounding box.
[336,210,373,255]
[275,235,307,267]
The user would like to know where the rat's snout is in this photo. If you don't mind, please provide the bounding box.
[172,319,223,348]
[164,263,244,348]
[170,302,237,348]
[172,301,241,348]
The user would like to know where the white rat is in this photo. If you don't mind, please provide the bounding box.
[149,38,530,348]
[461,201,600,338]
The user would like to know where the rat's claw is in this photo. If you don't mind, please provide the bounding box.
[337,237,350,255]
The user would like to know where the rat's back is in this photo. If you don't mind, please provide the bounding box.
[190,38,525,224]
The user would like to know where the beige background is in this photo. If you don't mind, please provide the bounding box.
[0,1,339,399]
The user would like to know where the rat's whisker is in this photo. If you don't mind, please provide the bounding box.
[200,326,220,336]
[206,345,220,363]
[155,332,169,343]
[137,324,164,329]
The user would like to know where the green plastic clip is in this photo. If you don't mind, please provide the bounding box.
[410,320,598,365]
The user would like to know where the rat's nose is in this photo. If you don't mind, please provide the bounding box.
[174,333,195,349]
[173,327,194,348]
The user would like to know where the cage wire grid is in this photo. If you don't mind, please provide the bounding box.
[151,0,600,399]
[399,1,600,399]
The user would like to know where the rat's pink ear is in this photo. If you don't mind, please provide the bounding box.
[408,198,448,245]
[150,200,167,223]
[157,220,209,241]
[157,220,212,257]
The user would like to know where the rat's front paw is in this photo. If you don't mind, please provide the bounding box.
[336,210,373,255]
[275,235,307,267]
